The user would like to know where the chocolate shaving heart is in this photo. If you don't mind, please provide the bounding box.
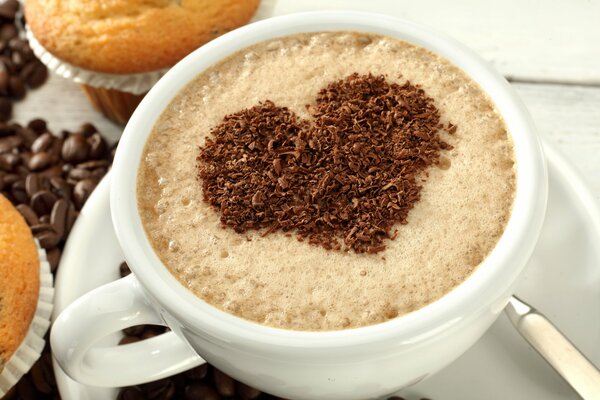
[198,73,453,253]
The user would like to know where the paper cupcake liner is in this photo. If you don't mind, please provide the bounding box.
[26,28,167,95]
[0,241,54,396]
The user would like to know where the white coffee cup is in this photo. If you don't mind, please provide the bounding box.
[51,11,547,400]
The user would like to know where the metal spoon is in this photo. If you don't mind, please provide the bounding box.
[505,296,600,399]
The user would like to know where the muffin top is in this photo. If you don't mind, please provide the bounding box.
[0,195,40,371]
[25,0,261,74]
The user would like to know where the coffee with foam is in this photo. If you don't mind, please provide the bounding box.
[137,32,516,331]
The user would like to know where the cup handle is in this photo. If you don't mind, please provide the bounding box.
[51,274,205,387]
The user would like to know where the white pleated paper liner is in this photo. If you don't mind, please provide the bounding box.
[0,241,54,396]
[26,27,167,95]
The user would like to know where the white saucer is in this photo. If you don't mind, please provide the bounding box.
[53,142,600,400]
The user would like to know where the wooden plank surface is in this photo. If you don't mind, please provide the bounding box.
[256,0,600,84]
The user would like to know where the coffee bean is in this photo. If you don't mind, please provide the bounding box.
[141,378,176,400]
[0,134,21,153]
[69,167,92,181]
[8,38,28,52]
[11,50,25,69]
[0,97,11,122]
[27,118,47,134]
[11,178,27,203]
[16,374,37,400]
[30,359,53,394]
[66,205,78,234]
[25,62,48,88]
[39,165,63,179]
[46,247,60,272]
[31,132,54,153]
[36,230,61,249]
[0,0,18,19]
[122,324,145,336]
[16,204,39,226]
[79,122,98,137]
[88,133,108,159]
[73,178,96,209]
[118,387,145,400]
[0,69,8,95]
[213,369,236,397]
[0,172,18,189]
[39,214,50,224]
[184,363,208,380]
[141,328,163,340]
[30,223,53,235]
[0,152,19,171]
[185,382,221,400]
[50,198,69,237]
[2,386,16,400]
[237,382,262,399]
[8,75,25,99]
[28,151,52,171]
[0,24,17,41]
[18,127,39,148]
[120,261,132,277]
[30,189,58,215]
[77,159,110,170]
[62,134,90,163]
[49,176,71,201]
[25,173,40,197]
[119,335,141,345]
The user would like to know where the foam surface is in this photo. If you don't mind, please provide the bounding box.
[137,32,516,331]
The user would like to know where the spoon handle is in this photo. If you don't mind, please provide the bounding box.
[505,296,600,400]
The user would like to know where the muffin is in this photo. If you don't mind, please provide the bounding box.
[0,194,53,396]
[25,0,261,124]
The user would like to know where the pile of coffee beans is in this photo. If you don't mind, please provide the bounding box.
[0,0,48,122]
[0,119,113,271]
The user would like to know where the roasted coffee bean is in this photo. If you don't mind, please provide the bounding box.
[122,324,145,336]
[120,261,132,277]
[30,223,54,235]
[11,178,27,203]
[0,96,11,122]
[39,214,50,224]
[141,378,176,400]
[46,247,60,272]
[25,173,41,197]
[69,167,92,181]
[16,374,37,400]
[88,132,108,159]
[0,152,19,170]
[387,397,406,400]
[49,176,71,200]
[0,171,18,187]
[0,24,17,41]
[119,335,142,345]
[18,127,39,147]
[0,0,19,19]
[73,178,96,209]
[11,49,25,69]
[0,134,21,153]
[30,359,53,394]
[31,132,54,153]
[39,165,63,179]
[0,69,8,95]
[213,369,236,397]
[30,189,58,215]
[27,118,47,134]
[66,205,78,234]
[50,198,69,237]
[2,385,16,400]
[118,387,145,400]
[28,151,52,171]
[141,328,163,340]
[8,75,25,99]
[237,382,262,399]
[62,133,90,163]
[185,382,222,400]
[184,363,208,380]
[79,122,98,137]
[77,159,110,170]
[36,230,61,249]
[25,61,48,88]
[16,204,39,226]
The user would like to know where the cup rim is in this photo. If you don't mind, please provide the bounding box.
[111,11,547,349]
